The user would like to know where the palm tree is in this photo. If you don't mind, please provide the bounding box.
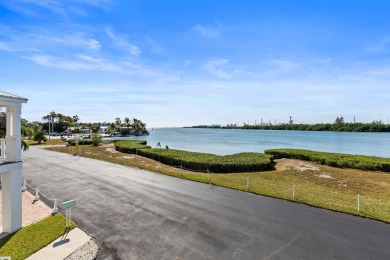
[124,117,131,129]
[34,131,47,144]
[72,115,79,126]
[114,117,122,132]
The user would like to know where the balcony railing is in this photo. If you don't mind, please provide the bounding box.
[0,137,17,163]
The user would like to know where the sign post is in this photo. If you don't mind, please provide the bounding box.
[75,135,80,155]
[60,199,77,227]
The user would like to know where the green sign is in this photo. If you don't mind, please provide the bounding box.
[60,199,76,209]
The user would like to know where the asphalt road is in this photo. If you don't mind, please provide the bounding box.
[22,147,390,260]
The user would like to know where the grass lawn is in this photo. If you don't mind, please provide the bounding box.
[0,214,75,260]
[47,144,390,223]
[27,138,66,146]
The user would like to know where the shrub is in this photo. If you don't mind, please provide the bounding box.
[33,131,47,144]
[67,139,95,146]
[265,149,390,172]
[137,148,273,173]
[115,140,151,154]
[115,140,273,173]
[91,133,102,146]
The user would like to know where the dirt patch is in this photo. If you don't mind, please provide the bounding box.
[275,159,320,172]
[122,155,135,159]
[105,148,118,153]
[318,173,334,179]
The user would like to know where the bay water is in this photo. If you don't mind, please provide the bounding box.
[128,128,390,157]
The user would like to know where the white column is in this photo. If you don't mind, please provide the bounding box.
[2,169,22,233]
[6,105,22,161]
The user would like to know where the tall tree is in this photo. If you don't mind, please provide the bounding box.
[114,117,122,132]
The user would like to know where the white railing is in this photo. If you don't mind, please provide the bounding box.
[0,137,17,163]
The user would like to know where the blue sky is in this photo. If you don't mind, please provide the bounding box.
[1,0,390,127]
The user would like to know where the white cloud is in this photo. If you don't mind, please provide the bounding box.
[25,54,119,71]
[192,23,222,38]
[0,0,112,17]
[367,36,390,52]
[318,58,333,65]
[203,59,251,79]
[23,54,174,79]
[203,58,231,79]
[105,27,141,56]
[0,26,101,53]
[183,59,192,67]
[49,35,102,50]
[0,41,13,51]
[270,59,298,72]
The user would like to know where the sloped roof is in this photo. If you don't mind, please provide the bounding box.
[0,91,28,102]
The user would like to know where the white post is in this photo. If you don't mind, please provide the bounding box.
[34,188,40,201]
[6,105,22,161]
[51,198,58,214]
[2,170,22,233]
[246,177,249,190]
[292,184,296,199]
[66,208,68,226]
[0,138,5,161]
[65,208,72,227]
[357,193,360,212]
[21,179,27,192]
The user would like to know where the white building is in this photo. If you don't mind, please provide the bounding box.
[0,91,28,233]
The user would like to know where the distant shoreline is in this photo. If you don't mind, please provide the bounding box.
[188,122,390,133]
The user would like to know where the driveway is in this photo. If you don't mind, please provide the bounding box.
[22,147,390,259]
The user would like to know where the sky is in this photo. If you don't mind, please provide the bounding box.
[1,0,390,127]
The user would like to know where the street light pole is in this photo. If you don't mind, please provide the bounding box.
[48,118,51,140]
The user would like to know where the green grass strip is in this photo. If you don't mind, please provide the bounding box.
[0,214,76,260]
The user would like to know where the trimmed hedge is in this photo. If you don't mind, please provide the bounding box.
[114,140,273,173]
[67,139,95,146]
[115,140,150,154]
[265,149,390,172]
[137,148,273,173]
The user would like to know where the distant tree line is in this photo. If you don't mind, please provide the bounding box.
[223,116,390,132]
[0,111,149,145]
[105,117,149,136]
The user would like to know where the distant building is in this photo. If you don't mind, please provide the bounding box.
[289,116,293,125]
[98,126,108,134]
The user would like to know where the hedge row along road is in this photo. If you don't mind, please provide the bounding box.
[115,140,273,173]
[265,149,390,172]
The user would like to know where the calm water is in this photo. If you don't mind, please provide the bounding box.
[125,128,390,157]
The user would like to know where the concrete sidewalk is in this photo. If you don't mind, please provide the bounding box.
[27,228,91,260]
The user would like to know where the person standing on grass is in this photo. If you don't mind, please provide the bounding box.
[157,142,161,148]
